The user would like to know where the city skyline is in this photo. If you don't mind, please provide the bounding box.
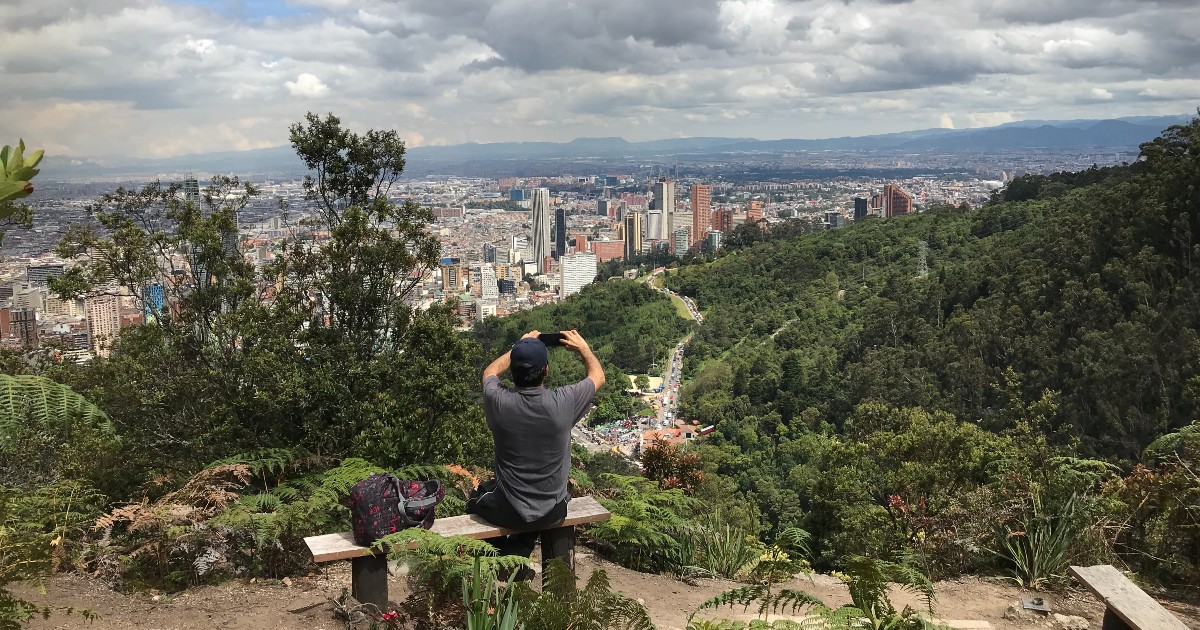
[2,0,1197,159]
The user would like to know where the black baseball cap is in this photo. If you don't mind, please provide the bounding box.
[511,338,549,379]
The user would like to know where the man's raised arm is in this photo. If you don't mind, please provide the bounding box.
[560,329,605,391]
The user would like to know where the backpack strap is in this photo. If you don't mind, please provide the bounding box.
[390,478,443,509]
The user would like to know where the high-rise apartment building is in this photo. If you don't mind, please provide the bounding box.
[530,188,552,264]
[747,200,764,225]
[85,295,120,357]
[869,185,913,217]
[480,265,499,301]
[624,212,644,261]
[560,253,598,298]
[45,295,79,317]
[713,208,734,234]
[482,242,497,264]
[554,207,567,259]
[883,184,913,217]
[690,184,711,252]
[440,263,466,293]
[10,308,39,349]
[673,228,691,255]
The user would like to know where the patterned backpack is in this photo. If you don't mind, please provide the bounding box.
[347,473,446,546]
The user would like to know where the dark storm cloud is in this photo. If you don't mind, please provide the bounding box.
[394,0,732,73]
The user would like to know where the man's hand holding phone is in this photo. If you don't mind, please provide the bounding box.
[559,330,590,354]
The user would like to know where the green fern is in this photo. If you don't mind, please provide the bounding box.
[0,374,113,447]
[513,559,656,630]
[693,584,828,620]
[589,473,697,573]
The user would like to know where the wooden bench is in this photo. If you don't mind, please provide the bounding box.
[1068,565,1189,630]
[304,496,611,612]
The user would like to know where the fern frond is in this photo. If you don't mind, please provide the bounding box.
[695,584,771,614]
[769,589,827,616]
[242,492,281,513]
[0,374,113,447]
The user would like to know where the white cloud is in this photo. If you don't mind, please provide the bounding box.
[285,73,329,97]
[0,0,1195,157]
[939,113,956,129]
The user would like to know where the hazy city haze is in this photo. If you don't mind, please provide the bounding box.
[2,0,1198,157]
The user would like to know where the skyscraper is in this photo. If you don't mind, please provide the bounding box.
[645,210,663,243]
[624,212,643,260]
[596,199,610,217]
[183,177,201,207]
[560,253,598,298]
[883,184,914,217]
[531,188,552,264]
[554,206,567,259]
[482,242,497,264]
[854,197,869,220]
[690,184,711,252]
[651,179,675,240]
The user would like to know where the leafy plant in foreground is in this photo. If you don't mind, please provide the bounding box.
[462,555,521,630]
[510,559,655,630]
[691,527,814,624]
[991,493,1079,590]
[692,553,949,630]
[588,474,696,573]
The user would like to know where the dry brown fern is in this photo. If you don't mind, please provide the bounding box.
[94,463,253,532]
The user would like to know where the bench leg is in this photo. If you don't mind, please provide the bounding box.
[351,554,389,614]
[1102,609,1133,630]
[540,525,575,586]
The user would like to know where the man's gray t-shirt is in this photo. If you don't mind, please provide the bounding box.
[483,376,596,523]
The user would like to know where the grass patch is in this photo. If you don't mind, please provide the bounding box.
[670,293,692,320]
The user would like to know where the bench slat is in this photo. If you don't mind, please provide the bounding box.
[306,495,611,563]
[1068,565,1189,630]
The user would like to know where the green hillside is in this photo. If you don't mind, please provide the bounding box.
[663,117,1200,581]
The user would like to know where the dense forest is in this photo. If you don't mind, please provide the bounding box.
[666,117,1200,582]
[1,116,1198,629]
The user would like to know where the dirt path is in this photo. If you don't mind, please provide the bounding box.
[17,554,1200,630]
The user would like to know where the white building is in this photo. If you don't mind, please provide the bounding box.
[85,294,121,358]
[559,253,598,299]
[651,179,675,240]
[480,264,499,301]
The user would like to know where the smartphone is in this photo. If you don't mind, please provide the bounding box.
[538,332,565,347]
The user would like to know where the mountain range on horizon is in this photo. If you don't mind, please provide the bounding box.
[42,114,1195,180]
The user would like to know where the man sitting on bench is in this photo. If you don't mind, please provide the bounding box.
[469,329,605,575]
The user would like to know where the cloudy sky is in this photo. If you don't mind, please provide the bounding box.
[2,0,1198,158]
